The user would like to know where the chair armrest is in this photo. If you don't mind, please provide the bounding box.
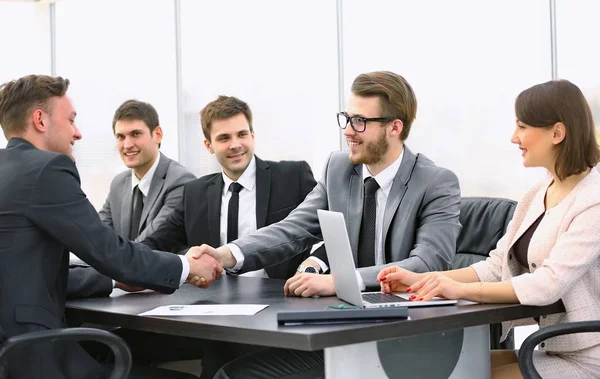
[0,327,131,379]
[518,321,600,379]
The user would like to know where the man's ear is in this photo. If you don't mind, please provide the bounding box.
[204,138,214,154]
[552,122,566,145]
[32,109,46,133]
[389,119,403,138]
[153,125,164,144]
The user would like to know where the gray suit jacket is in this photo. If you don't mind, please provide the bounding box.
[98,152,196,242]
[234,147,461,289]
[67,153,195,298]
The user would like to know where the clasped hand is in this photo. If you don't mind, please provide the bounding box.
[185,244,224,288]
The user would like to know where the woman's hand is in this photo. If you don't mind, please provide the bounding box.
[408,272,466,301]
[377,266,423,293]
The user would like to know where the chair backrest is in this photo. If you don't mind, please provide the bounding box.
[453,196,517,269]
[0,327,132,379]
[0,325,6,379]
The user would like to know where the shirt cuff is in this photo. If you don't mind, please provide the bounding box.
[178,255,190,286]
[112,280,116,288]
[226,243,244,273]
[307,257,329,273]
[355,270,366,291]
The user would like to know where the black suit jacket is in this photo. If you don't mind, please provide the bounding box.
[0,139,184,379]
[142,156,317,279]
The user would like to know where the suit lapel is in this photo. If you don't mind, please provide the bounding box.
[255,157,270,229]
[347,164,363,264]
[207,175,224,247]
[506,183,547,254]
[382,147,415,247]
[120,175,133,237]
[140,153,168,230]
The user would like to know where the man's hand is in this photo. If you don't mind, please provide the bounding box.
[187,245,237,269]
[115,282,145,293]
[186,249,223,288]
[284,274,335,297]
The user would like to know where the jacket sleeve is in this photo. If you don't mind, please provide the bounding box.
[233,155,334,272]
[67,266,113,299]
[28,155,183,293]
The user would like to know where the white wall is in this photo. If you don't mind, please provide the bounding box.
[342,0,551,200]
[54,0,179,208]
[0,3,51,147]
[1,0,599,208]
[179,0,340,178]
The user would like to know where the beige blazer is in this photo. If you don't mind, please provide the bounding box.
[472,169,600,353]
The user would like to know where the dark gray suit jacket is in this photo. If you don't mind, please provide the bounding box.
[98,152,196,242]
[233,147,462,289]
[0,138,184,379]
[67,153,195,298]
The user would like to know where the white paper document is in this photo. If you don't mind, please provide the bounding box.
[139,304,268,316]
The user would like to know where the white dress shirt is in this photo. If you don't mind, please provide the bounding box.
[221,156,267,277]
[131,152,160,195]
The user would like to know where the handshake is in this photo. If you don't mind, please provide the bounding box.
[184,244,237,288]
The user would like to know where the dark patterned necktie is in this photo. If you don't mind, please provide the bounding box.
[357,177,380,267]
[129,185,144,240]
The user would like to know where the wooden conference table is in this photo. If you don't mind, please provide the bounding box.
[66,276,564,379]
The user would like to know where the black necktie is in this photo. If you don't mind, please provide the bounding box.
[227,182,244,243]
[129,185,144,240]
[357,177,380,268]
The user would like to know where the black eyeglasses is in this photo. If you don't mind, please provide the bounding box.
[336,112,392,133]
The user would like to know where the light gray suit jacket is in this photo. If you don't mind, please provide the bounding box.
[234,147,461,289]
[98,152,196,242]
[67,152,195,298]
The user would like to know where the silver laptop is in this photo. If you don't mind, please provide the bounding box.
[317,209,458,309]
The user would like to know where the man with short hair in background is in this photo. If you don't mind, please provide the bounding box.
[67,99,195,298]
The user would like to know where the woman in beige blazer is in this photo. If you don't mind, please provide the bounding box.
[377,79,600,379]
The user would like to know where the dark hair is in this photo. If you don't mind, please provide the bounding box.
[351,71,417,140]
[112,99,160,133]
[200,95,253,141]
[515,79,600,180]
[0,75,70,137]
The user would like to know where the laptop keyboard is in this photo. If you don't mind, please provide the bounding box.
[362,293,408,304]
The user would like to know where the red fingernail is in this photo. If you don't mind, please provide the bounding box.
[381,276,387,282]
[419,298,424,301]
[409,295,416,300]
[406,288,412,292]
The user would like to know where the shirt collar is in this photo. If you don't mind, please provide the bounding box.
[361,147,404,193]
[222,155,256,196]
[131,153,161,197]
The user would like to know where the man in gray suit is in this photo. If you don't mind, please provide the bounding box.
[68,100,195,298]
[194,71,462,378]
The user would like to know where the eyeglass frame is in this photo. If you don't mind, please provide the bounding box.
[336,111,393,133]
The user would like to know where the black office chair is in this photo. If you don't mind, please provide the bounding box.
[0,327,132,379]
[518,321,600,379]
[453,196,517,350]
